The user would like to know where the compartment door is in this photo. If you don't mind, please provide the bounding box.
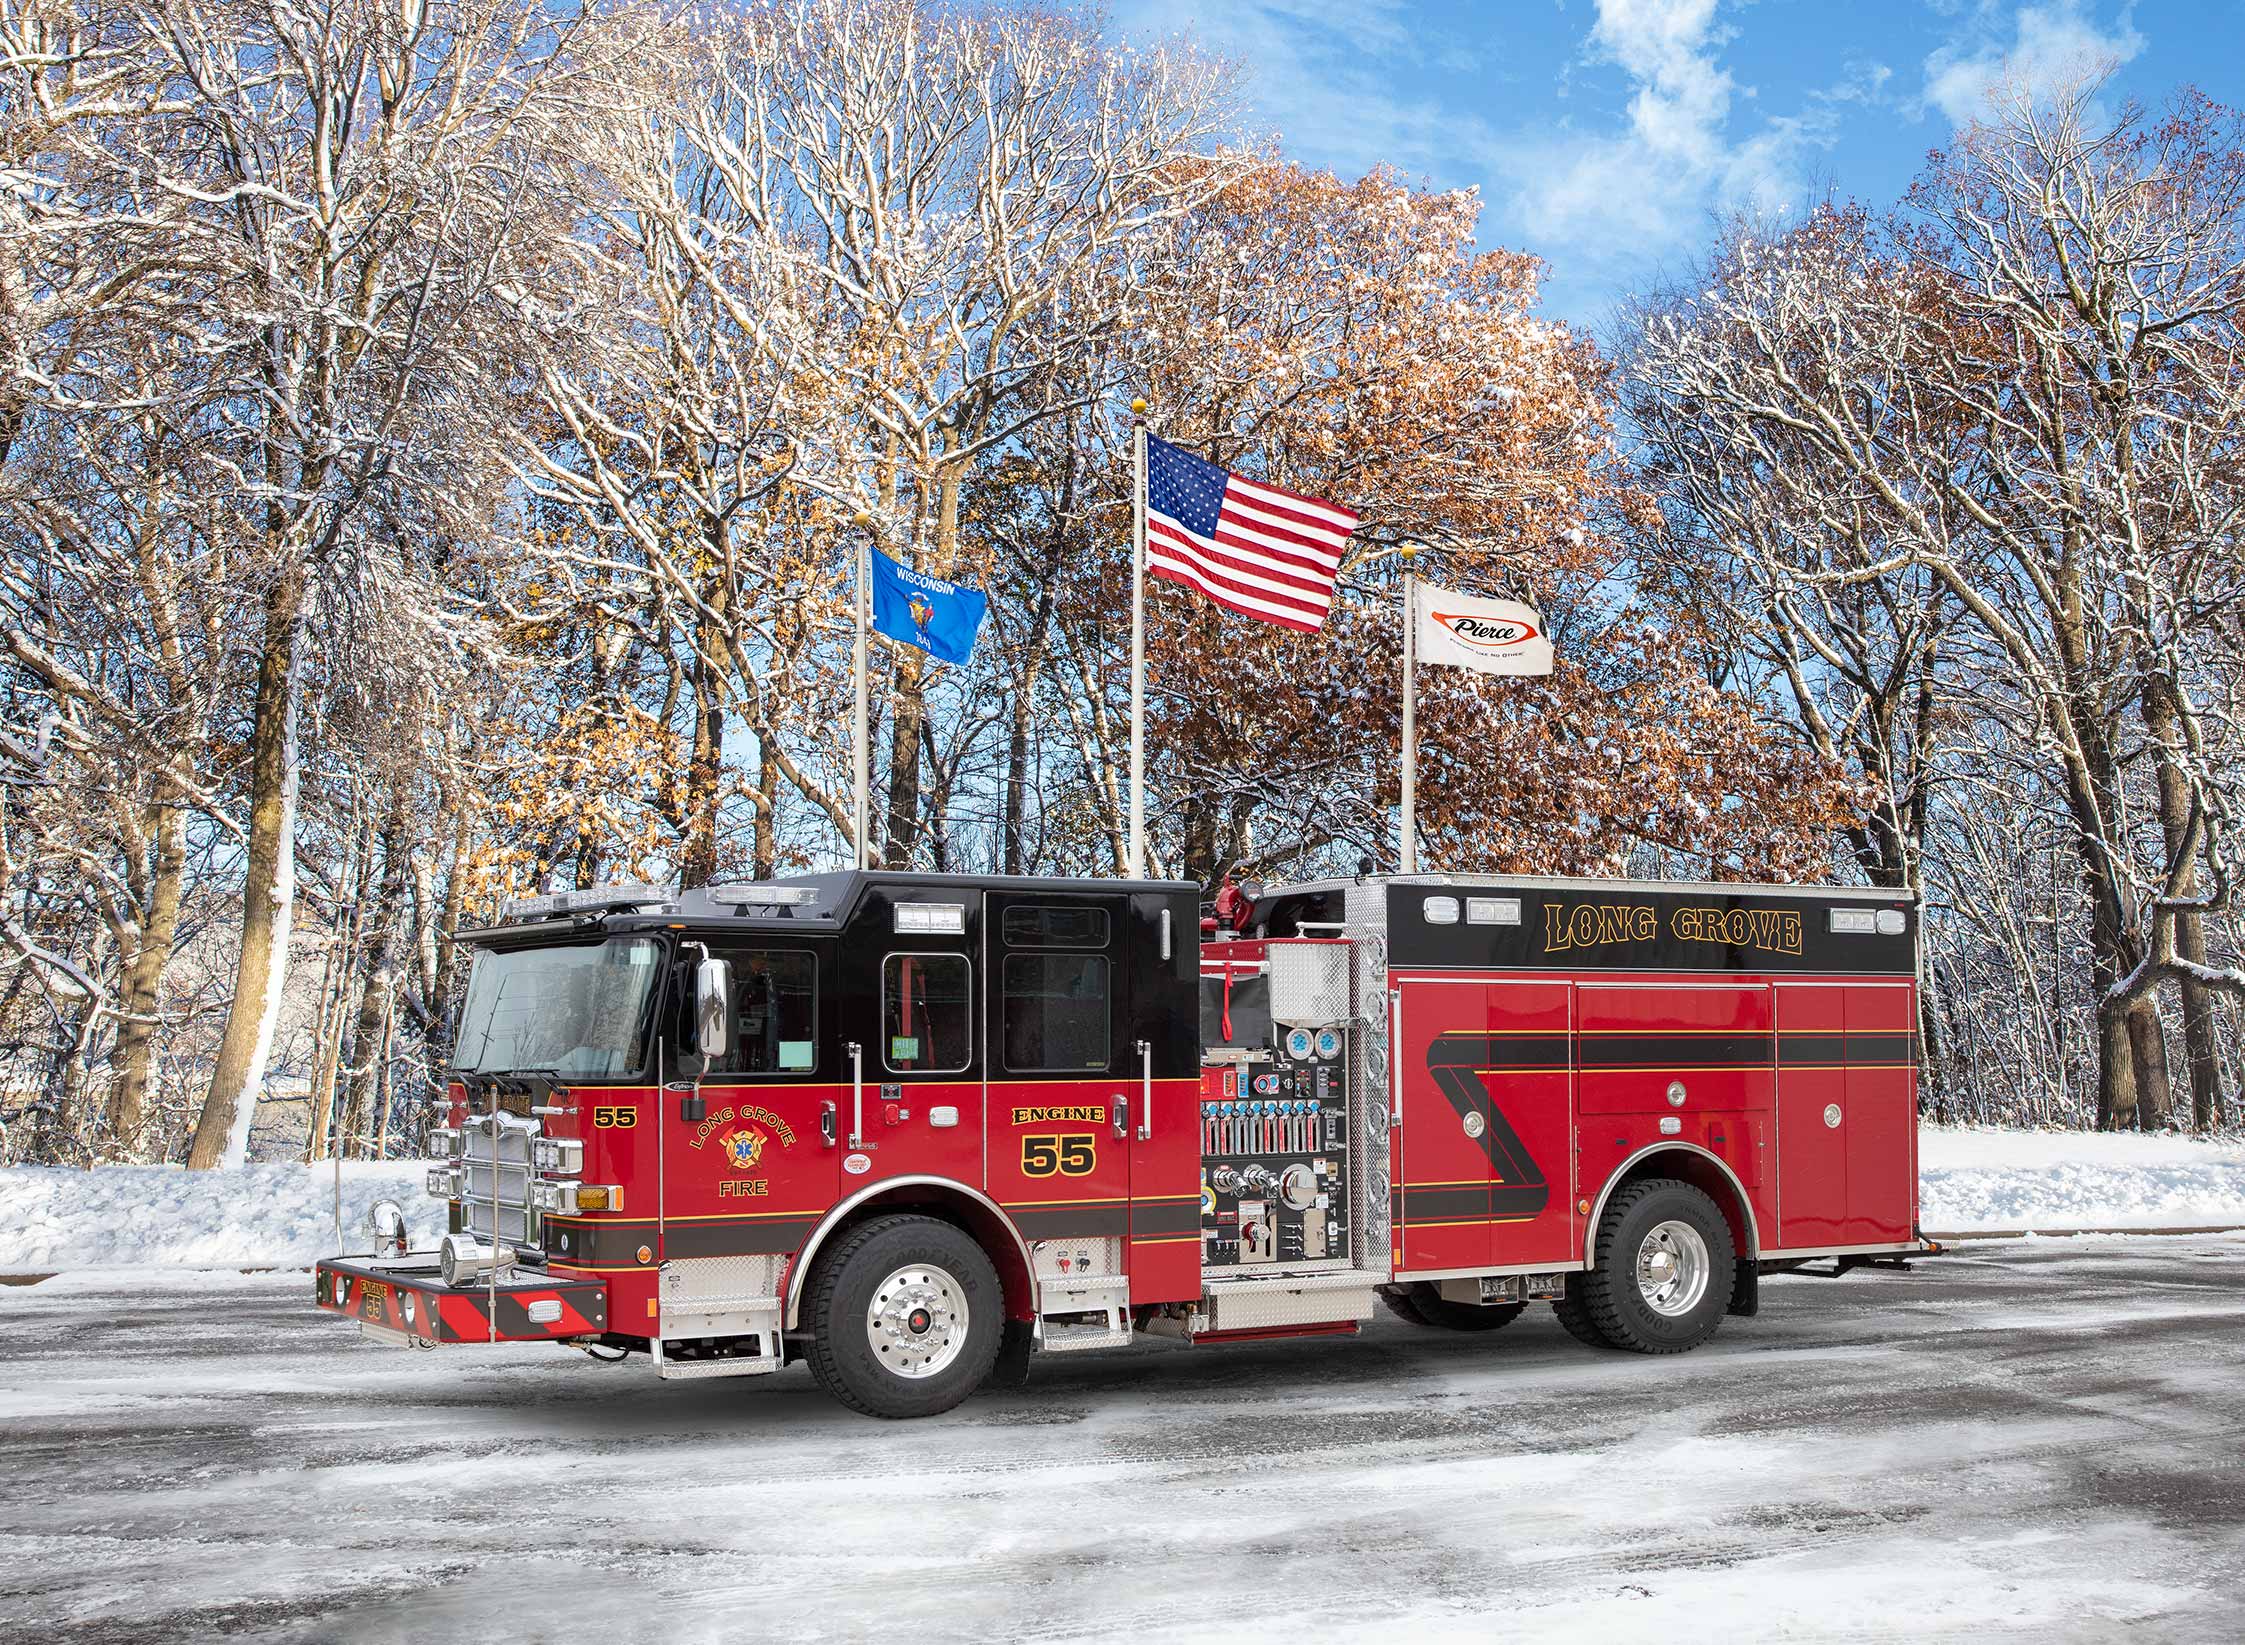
[1391,979,1570,1275]
[1774,984,1848,1249]
[1843,982,1917,1245]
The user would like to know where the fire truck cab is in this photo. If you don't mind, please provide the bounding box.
[315,870,1926,1418]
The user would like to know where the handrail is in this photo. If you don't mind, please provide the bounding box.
[847,1041,864,1148]
[1137,1039,1152,1140]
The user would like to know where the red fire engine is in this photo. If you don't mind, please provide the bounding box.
[314,871,1928,1418]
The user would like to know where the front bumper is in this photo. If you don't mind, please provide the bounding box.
[314,1254,609,1344]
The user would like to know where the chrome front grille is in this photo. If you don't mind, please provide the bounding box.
[461,1113,541,1248]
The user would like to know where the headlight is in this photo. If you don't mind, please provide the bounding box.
[439,1231,516,1288]
[532,1137,583,1175]
[530,1180,621,1214]
[528,1179,581,1214]
[429,1127,462,1160]
[425,1167,461,1200]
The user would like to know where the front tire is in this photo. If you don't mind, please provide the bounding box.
[804,1215,1003,1418]
[1565,1179,1736,1355]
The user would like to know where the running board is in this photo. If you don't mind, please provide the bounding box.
[1189,1321,1362,1347]
[651,1335,781,1379]
[1036,1274,1132,1354]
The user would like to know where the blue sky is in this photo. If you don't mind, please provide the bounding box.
[1111,1,2243,333]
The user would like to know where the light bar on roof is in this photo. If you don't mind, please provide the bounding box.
[708,883,819,907]
[501,882,673,922]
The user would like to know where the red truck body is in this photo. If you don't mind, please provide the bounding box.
[314,871,1925,1413]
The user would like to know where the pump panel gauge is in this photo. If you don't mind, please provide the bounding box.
[1284,1027,1315,1060]
[1314,1027,1343,1061]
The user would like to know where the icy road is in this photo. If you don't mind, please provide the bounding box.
[3,1238,2242,1644]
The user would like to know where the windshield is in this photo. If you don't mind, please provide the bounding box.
[453,937,664,1077]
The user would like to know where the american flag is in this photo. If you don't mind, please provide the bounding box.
[1144,434,1357,633]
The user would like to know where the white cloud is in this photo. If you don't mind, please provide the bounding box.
[1110,0,1887,321]
[1500,1,1863,269]
[1921,2,2146,126]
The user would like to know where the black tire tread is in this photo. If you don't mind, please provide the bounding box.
[803,1214,1003,1418]
[1379,1286,1434,1326]
[1549,1277,1612,1348]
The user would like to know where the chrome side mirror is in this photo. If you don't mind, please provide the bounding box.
[366,1199,408,1260]
[695,955,731,1059]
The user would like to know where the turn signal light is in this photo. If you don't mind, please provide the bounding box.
[573,1185,621,1212]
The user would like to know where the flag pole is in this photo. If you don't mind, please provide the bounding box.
[1128,398,1148,880]
[1400,542,1418,875]
[850,510,871,871]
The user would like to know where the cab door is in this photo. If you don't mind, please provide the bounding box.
[661,941,840,1264]
[985,890,1132,1261]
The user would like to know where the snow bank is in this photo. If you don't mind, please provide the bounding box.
[0,1162,425,1272]
[1919,1126,2245,1232]
[5,1128,2244,1271]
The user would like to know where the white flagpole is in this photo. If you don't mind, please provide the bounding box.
[1128,399,1148,880]
[1400,542,1418,874]
[850,510,871,870]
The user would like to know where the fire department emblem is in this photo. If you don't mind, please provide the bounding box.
[722,1128,766,1172]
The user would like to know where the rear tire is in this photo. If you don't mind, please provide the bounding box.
[1549,1276,1611,1348]
[1568,1179,1736,1355]
[804,1215,1003,1418]
[1379,1285,1434,1326]
[1382,1282,1526,1332]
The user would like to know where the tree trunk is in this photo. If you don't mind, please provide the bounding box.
[2125,1000,2174,1131]
[2177,913,2225,1130]
[2143,672,2226,1129]
[187,570,308,1170]
[342,804,409,1155]
[108,799,186,1154]
[426,803,471,1075]
[752,735,780,880]
[884,643,928,864]
[307,809,374,1163]
[2094,993,2137,1131]
[678,603,727,891]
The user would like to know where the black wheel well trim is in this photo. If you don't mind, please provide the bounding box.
[782,1176,1037,1331]
[1584,1144,1759,1266]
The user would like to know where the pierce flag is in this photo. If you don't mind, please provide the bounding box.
[1412,582,1554,676]
[868,547,987,667]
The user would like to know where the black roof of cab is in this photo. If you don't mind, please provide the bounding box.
[461,871,1202,949]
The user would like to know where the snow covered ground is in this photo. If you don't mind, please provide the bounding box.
[2,1236,2240,1642]
[0,1160,422,1271]
[3,1128,2244,1272]
[1919,1127,2245,1233]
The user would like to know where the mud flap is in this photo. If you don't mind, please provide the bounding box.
[984,1317,1034,1389]
[1728,1259,1759,1318]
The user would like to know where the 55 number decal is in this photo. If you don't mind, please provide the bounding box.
[1020,1133,1096,1178]
[592,1105,637,1129]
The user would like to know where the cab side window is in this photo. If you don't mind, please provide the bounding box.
[714,949,817,1075]
[1002,952,1111,1072]
[883,953,972,1073]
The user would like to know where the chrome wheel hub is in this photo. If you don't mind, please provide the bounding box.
[866,1263,969,1379]
[1635,1219,1711,1317]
